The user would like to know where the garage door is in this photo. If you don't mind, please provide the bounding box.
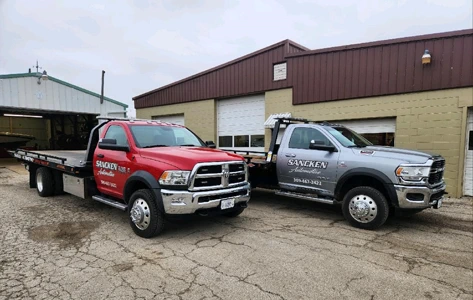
[464,108,473,196]
[217,94,265,152]
[334,118,396,146]
[152,114,185,126]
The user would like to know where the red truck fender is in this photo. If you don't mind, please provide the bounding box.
[124,170,165,213]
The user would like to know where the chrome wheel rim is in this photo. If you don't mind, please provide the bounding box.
[37,172,43,192]
[349,194,377,223]
[130,198,150,230]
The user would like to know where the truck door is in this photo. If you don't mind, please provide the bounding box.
[93,124,133,199]
[277,126,340,196]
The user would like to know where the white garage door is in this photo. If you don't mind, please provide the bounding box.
[217,94,265,152]
[334,118,396,134]
[152,114,185,126]
[464,108,473,196]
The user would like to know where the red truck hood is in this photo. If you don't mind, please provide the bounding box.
[139,147,244,170]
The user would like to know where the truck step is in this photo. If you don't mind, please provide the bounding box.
[92,195,128,211]
[275,191,334,205]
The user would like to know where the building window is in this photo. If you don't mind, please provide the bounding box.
[219,136,232,147]
[234,135,249,147]
[273,62,287,81]
[219,135,264,148]
[361,132,395,146]
[251,135,265,147]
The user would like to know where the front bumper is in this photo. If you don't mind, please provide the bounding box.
[161,183,251,214]
[394,183,446,209]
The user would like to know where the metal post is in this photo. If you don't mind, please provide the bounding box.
[100,70,105,104]
[266,120,281,162]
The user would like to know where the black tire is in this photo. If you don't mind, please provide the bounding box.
[35,167,55,197]
[223,207,245,218]
[128,189,165,238]
[342,186,389,230]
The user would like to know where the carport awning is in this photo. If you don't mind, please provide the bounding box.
[264,112,291,128]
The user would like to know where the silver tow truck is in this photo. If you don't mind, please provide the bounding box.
[226,117,447,230]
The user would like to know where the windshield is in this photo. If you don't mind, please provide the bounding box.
[129,125,205,148]
[325,126,373,147]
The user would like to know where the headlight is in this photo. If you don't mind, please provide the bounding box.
[159,170,190,185]
[395,166,430,181]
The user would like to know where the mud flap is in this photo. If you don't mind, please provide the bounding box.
[433,198,443,209]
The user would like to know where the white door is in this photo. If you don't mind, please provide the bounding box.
[334,118,396,134]
[152,114,185,126]
[217,94,265,152]
[464,108,473,196]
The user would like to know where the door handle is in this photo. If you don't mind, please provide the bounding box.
[96,154,104,158]
[285,153,296,158]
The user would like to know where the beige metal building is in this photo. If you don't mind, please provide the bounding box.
[133,29,473,198]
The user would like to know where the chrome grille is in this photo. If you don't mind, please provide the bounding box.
[189,161,247,191]
[429,158,445,185]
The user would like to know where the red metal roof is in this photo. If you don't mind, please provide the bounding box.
[133,29,473,109]
[133,39,309,101]
[287,29,473,57]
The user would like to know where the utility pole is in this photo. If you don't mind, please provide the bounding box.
[100,70,105,104]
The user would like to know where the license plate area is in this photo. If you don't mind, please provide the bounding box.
[221,199,235,210]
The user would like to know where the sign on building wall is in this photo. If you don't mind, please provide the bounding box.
[273,62,287,81]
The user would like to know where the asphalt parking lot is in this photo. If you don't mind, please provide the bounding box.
[1,162,472,300]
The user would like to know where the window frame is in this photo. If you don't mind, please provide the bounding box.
[288,127,333,150]
[468,130,473,151]
[103,124,130,147]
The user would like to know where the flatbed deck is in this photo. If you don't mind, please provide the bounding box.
[29,150,87,167]
[10,149,92,175]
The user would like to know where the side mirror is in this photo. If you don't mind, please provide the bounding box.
[309,140,337,152]
[98,138,130,152]
[205,141,216,149]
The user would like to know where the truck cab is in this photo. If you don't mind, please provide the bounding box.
[242,117,446,229]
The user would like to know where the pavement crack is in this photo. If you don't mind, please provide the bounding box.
[343,273,367,292]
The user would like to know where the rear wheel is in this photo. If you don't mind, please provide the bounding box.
[342,186,389,230]
[36,167,55,197]
[128,189,165,238]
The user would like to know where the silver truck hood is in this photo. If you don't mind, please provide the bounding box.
[353,146,441,164]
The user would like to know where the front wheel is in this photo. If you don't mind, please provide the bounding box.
[128,189,165,238]
[342,186,389,230]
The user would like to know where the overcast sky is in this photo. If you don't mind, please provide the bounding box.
[0,0,472,117]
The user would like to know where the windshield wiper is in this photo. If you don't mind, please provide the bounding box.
[142,144,169,148]
[179,144,199,147]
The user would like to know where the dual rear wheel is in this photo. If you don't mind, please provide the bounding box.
[128,189,246,238]
[342,186,390,230]
[128,189,165,238]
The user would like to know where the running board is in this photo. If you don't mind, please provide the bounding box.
[92,195,128,211]
[275,191,335,205]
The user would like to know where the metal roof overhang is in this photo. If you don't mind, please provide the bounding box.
[264,112,292,128]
